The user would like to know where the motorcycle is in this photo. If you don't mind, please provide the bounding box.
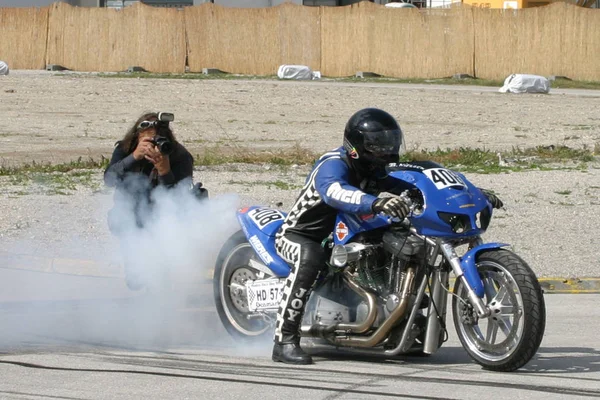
[213,161,546,371]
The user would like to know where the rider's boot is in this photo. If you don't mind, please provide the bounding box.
[272,275,314,364]
[272,236,326,365]
[272,338,312,365]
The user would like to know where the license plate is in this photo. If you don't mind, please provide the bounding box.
[245,278,284,312]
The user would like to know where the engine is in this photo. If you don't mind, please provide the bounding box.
[332,228,426,297]
[352,246,390,295]
[311,228,426,329]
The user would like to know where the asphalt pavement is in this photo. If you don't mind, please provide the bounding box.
[0,268,598,399]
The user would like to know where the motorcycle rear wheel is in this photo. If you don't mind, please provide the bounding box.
[213,230,273,341]
[452,249,546,372]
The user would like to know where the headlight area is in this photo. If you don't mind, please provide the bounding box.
[475,206,491,231]
[437,212,472,234]
[438,206,491,234]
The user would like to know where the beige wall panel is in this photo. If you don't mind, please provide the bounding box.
[46,2,186,73]
[186,3,320,75]
[0,7,49,70]
[474,3,600,81]
[321,2,474,78]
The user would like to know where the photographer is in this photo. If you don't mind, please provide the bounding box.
[104,111,195,290]
[105,111,193,193]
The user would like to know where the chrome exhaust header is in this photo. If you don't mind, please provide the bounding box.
[300,270,378,337]
[333,267,416,348]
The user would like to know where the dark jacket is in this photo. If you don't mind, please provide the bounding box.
[104,141,193,189]
[104,141,194,232]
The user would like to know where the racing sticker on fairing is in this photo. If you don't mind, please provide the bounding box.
[248,208,284,228]
[249,235,274,264]
[423,168,466,190]
[335,221,349,241]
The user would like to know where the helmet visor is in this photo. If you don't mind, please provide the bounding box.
[363,129,403,157]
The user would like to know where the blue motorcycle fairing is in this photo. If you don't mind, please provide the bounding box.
[460,242,510,297]
[237,206,291,278]
[239,206,287,237]
[333,162,492,244]
[386,163,491,238]
[235,162,502,287]
[334,213,391,245]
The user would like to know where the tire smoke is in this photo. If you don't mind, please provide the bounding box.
[0,176,248,353]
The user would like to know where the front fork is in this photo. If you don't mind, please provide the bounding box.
[406,227,494,320]
[439,242,490,318]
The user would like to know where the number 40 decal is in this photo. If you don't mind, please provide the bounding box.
[423,168,466,190]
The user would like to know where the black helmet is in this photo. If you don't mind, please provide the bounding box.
[343,108,404,178]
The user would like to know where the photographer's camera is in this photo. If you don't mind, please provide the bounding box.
[151,112,175,155]
[151,135,173,155]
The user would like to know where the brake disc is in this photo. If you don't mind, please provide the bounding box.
[229,267,257,313]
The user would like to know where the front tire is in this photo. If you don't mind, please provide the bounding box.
[213,230,273,341]
[452,249,546,372]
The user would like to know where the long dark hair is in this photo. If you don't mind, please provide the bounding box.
[118,112,177,154]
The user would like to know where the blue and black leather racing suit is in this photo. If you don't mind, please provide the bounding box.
[273,147,412,344]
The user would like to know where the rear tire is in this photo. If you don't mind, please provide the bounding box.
[452,249,546,372]
[213,230,273,342]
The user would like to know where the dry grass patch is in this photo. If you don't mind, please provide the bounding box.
[195,144,318,166]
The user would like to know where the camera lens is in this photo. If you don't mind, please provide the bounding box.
[159,141,173,155]
[153,136,173,155]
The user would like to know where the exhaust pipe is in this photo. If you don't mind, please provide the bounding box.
[301,271,378,337]
[422,270,448,354]
[384,274,428,355]
[333,267,416,348]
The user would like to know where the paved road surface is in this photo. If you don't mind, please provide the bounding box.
[0,269,598,399]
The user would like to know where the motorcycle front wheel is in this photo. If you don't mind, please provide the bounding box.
[213,230,273,341]
[452,249,546,372]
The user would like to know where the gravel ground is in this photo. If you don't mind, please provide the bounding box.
[0,71,599,279]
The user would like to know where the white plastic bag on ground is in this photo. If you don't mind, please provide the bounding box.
[0,61,9,76]
[277,64,320,80]
[499,74,550,94]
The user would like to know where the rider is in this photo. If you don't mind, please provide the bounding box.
[272,108,504,365]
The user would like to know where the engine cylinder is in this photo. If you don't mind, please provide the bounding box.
[383,231,425,258]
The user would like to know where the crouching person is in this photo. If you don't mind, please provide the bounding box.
[104,111,195,290]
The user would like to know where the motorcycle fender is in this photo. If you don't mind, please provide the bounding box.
[461,242,509,298]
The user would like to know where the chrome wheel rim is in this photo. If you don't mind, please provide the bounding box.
[219,243,270,337]
[455,262,525,362]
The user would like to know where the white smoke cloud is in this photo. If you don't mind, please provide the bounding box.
[0,175,247,352]
[112,178,240,293]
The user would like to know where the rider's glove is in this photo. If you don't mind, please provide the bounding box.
[480,188,504,209]
[372,197,411,220]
